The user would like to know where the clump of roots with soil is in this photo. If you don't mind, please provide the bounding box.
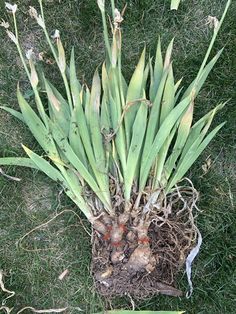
[93,180,198,298]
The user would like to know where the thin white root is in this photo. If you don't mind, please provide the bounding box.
[0,270,15,304]
[17,209,91,252]
[127,292,135,310]
[16,307,68,313]
[0,167,21,181]
[0,306,14,314]
[0,270,81,313]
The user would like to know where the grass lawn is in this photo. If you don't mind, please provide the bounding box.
[0,0,235,313]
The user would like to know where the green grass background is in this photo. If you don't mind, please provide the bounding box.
[0,0,235,313]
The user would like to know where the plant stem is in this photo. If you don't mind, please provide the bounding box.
[39,0,73,113]
[13,14,30,80]
[101,11,112,64]
[13,13,49,128]
[194,0,231,88]
[110,0,115,20]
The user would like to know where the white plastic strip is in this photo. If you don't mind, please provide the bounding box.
[186,228,203,298]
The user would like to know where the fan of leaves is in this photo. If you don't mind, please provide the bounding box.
[0,0,231,223]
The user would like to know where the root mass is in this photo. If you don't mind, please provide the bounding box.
[92,183,198,299]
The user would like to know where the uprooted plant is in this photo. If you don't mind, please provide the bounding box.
[0,0,231,300]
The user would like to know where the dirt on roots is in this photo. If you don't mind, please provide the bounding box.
[92,181,199,299]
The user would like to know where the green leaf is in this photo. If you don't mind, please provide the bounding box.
[101,98,111,133]
[174,78,183,93]
[164,101,194,181]
[166,122,225,191]
[121,73,128,100]
[0,157,38,169]
[141,68,170,172]
[109,95,127,173]
[171,0,182,10]
[107,67,122,117]
[124,98,147,200]
[49,119,111,210]
[149,56,154,102]
[152,125,177,188]
[179,102,225,161]
[70,47,82,107]
[89,69,111,206]
[140,96,191,190]
[57,38,66,73]
[17,87,58,158]
[142,61,150,91]
[89,70,106,171]
[106,64,127,172]
[94,310,185,314]
[84,86,91,126]
[182,49,223,99]
[22,145,93,220]
[72,84,111,205]
[164,38,174,70]
[159,64,175,125]
[102,62,109,98]
[0,106,25,123]
[125,47,146,147]
[69,108,88,167]
[45,79,71,137]
[22,144,66,183]
[150,37,163,101]
[126,48,146,104]
[74,86,95,166]
[100,96,112,170]
[101,98,112,173]
[174,86,184,105]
